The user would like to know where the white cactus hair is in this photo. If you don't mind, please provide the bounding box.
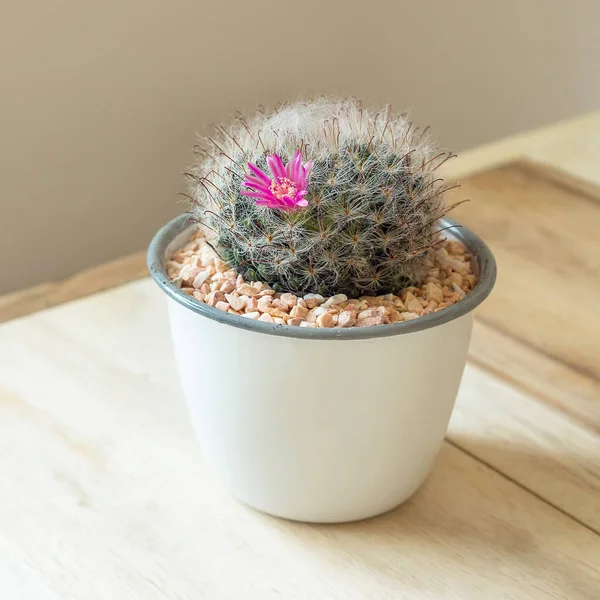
[186,96,464,296]
[193,96,442,185]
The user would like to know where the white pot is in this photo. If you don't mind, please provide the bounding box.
[149,215,496,523]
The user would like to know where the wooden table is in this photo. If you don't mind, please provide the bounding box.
[1,112,599,599]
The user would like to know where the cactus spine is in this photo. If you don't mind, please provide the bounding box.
[187,97,459,297]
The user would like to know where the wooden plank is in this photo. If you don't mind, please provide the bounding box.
[441,110,600,188]
[0,282,599,599]
[450,363,600,533]
[0,252,146,324]
[436,160,600,534]
[469,319,600,436]
[449,160,600,390]
[440,160,600,533]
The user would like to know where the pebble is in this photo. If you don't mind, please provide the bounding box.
[279,293,298,307]
[446,241,466,255]
[357,314,385,327]
[258,313,274,323]
[401,312,420,321]
[192,271,209,289]
[272,298,290,312]
[242,311,260,320]
[257,295,273,312]
[425,282,444,304]
[311,306,330,318]
[393,298,407,311]
[316,312,335,328]
[266,307,289,319]
[323,294,347,307]
[388,309,402,323]
[404,292,423,314]
[179,265,201,285]
[452,282,466,299]
[168,232,478,329]
[304,293,325,309]
[443,258,469,275]
[402,286,421,296]
[443,273,462,288]
[205,290,226,306]
[424,301,438,314]
[305,311,317,324]
[246,296,259,311]
[290,304,309,319]
[358,308,379,320]
[220,280,236,294]
[225,293,246,312]
[238,283,259,297]
[338,311,357,328]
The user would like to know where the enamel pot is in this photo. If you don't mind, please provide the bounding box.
[148,214,496,523]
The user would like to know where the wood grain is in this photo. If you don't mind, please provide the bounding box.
[1,112,600,597]
[441,160,600,534]
[449,160,600,387]
[449,363,600,533]
[0,252,146,324]
[468,319,600,436]
[441,110,600,188]
[0,282,599,599]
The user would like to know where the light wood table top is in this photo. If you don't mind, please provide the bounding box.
[1,112,600,599]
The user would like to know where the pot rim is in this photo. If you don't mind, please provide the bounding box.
[147,213,496,340]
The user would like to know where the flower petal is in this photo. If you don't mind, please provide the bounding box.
[284,196,303,209]
[240,189,274,200]
[292,150,302,181]
[285,149,301,180]
[242,176,270,192]
[254,198,277,207]
[284,157,293,179]
[295,198,309,207]
[267,153,286,179]
[299,160,314,187]
[247,162,271,185]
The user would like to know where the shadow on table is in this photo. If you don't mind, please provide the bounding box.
[253,440,599,599]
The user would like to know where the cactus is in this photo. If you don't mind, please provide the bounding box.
[186,97,460,297]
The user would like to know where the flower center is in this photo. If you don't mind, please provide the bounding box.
[269,177,298,200]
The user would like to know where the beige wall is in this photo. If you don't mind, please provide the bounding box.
[2,0,600,294]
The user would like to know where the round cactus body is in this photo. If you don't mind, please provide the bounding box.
[187,98,458,297]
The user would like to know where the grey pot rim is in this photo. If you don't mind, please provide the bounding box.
[147,213,496,340]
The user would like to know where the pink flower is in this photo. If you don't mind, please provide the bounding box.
[241,150,313,210]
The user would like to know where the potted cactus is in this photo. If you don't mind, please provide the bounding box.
[148,98,496,523]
